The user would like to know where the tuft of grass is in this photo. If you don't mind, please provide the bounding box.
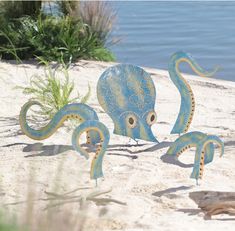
[59,1,119,47]
[79,1,119,46]
[18,61,91,119]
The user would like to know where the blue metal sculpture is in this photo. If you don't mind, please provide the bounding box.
[166,132,224,181]
[168,51,219,135]
[166,131,215,164]
[19,101,110,181]
[96,51,219,142]
[191,134,224,181]
[19,51,224,184]
[72,120,110,180]
[97,64,158,143]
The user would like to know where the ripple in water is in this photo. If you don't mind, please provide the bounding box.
[111,1,235,82]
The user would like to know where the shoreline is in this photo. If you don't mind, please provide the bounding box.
[2,58,235,85]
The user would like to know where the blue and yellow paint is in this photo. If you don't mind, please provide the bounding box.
[191,134,224,181]
[19,101,110,180]
[97,64,158,143]
[166,131,224,181]
[168,51,219,135]
[72,120,110,180]
[19,51,223,183]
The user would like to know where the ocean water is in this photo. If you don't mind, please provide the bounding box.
[110,1,235,82]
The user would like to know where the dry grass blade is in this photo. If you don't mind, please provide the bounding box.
[43,188,126,210]
[62,186,94,195]
[43,199,81,211]
[79,1,118,46]
[86,188,112,199]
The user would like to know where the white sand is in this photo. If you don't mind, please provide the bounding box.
[0,60,234,230]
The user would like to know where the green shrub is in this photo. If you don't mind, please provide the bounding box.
[0,1,42,19]
[0,15,115,64]
[18,61,91,119]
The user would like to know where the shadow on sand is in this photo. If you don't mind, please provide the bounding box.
[152,185,193,197]
[160,154,194,168]
[2,140,172,160]
[1,116,187,166]
[1,140,194,170]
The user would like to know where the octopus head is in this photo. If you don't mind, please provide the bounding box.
[97,64,158,143]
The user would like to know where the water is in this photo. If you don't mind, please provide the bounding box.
[111,1,235,82]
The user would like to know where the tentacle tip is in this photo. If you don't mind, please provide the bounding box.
[91,173,103,181]
[206,65,221,77]
[155,138,160,144]
[165,151,170,156]
[190,176,200,186]
[170,129,182,136]
[191,175,201,186]
[219,146,224,157]
[190,173,197,180]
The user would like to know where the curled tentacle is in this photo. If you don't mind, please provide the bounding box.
[166,131,214,165]
[191,135,224,180]
[168,51,219,135]
[72,120,110,180]
[19,101,100,144]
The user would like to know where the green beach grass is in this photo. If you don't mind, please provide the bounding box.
[0,1,117,65]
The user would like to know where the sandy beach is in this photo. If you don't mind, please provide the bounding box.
[0,60,234,230]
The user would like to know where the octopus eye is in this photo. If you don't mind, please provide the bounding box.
[146,111,157,125]
[126,115,137,128]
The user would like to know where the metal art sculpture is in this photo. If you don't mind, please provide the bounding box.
[19,51,224,184]
[96,51,219,142]
[168,51,218,135]
[97,64,158,143]
[72,120,110,180]
[191,134,224,181]
[19,101,110,181]
[166,131,224,181]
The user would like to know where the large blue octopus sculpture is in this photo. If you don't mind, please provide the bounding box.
[97,63,158,143]
[19,51,223,183]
